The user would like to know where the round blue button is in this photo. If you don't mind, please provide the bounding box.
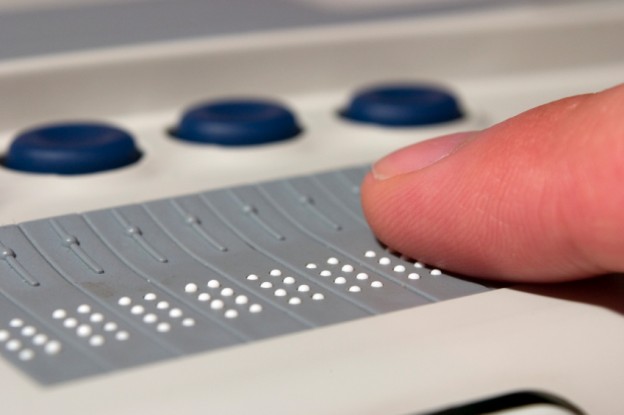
[341,84,463,126]
[2,123,141,175]
[172,99,301,146]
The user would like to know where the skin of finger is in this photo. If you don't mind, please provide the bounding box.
[361,84,624,282]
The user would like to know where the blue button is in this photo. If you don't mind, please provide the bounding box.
[2,123,141,175]
[341,84,463,126]
[172,99,301,146]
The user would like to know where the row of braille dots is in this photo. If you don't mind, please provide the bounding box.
[184,280,262,319]
[52,305,128,347]
[118,293,195,331]
[246,269,325,305]
[306,257,384,292]
[0,318,61,361]
[363,250,442,280]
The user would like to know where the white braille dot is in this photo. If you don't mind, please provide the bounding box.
[349,286,361,293]
[225,310,238,319]
[306,263,317,269]
[379,257,391,265]
[77,304,91,314]
[270,269,282,277]
[118,297,131,306]
[288,297,301,305]
[103,322,117,332]
[394,265,406,273]
[207,279,220,289]
[356,272,369,280]
[32,334,47,346]
[45,341,62,355]
[414,262,424,268]
[21,326,36,337]
[408,273,421,280]
[182,318,195,327]
[274,289,287,297]
[6,339,21,351]
[89,335,105,347]
[63,318,78,328]
[371,281,384,288]
[235,295,248,305]
[156,323,170,333]
[0,330,10,342]
[249,304,262,313]
[116,331,130,341]
[327,257,339,265]
[283,276,295,284]
[221,288,234,297]
[320,270,331,277]
[185,283,198,293]
[157,301,170,310]
[76,324,92,337]
[169,308,183,318]
[144,293,157,301]
[297,284,310,292]
[10,318,23,328]
[143,314,158,324]
[131,305,144,315]
[90,313,104,323]
[365,250,376,258]
[198,293,211,302]
[260,282,273,289]
[247,274,259,281]
[431,269,442,276]
[312,293,325,301]
[52,309,66,319]
[210,300,224,310]
[19,349,34,361]
[334,277,346,285]
[341,264,354,273]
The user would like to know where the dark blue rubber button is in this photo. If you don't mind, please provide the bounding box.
[341,84,463,126]
[172,99,301,146]
[2,123,141,175]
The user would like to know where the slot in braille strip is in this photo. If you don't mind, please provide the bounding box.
[0,242,40,287]
[49,220,104,274]
[112,210,168,263]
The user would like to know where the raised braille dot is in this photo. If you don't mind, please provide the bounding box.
[103,322,117,332]
[320,270,331,277]
[235,295,248,305]
[408,273,421,280]
[298,284,310,292]
[334,277,346,285]
[210,300,224,310]
[288,297,301,305]
[198,293,211,302]
[356,272,369,280]
[32,334,47,346]
[52,309,66,319]
[10,318,23,328]
[89,335,104,347]
[0,330,10,342]
[221,288,234,297]
[371,281,384,288]
[156,323,170,333]
[414,262,424,268]
[144,293,157,301]
[182,318,195,327]
[270,269,282,277]
[224,310,238,319]
[157,301,170,310]
[118,297,131,306]
[76,324,92,337]
[431,269,442,276]
[19,349,34,361]
[63,318,78,328]
[247,274,258,281]
[260,281,273,289]
[21,326,36,337]
[274,289,287,297]
[349,286,361,293]
[131,305,144,315]
[249,304,262,313]
[185,283,198,293]
[6,339,21,351]
[327,257,339,265]
[90,313,104,323]
[283,276,295,284]
[306,263,317,269]
[365,250,376,258]
[312,293,325,301]
[116,331,130,341]
[341,264,354,273]
[379,257,391,265]
[143,314,158,324]
[394,265,406,273]
[77,304,91,314]
[45,341,62,355]
[207,279,220,289]
[169,308,183,318]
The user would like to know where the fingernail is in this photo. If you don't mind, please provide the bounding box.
[372,131,474,180]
